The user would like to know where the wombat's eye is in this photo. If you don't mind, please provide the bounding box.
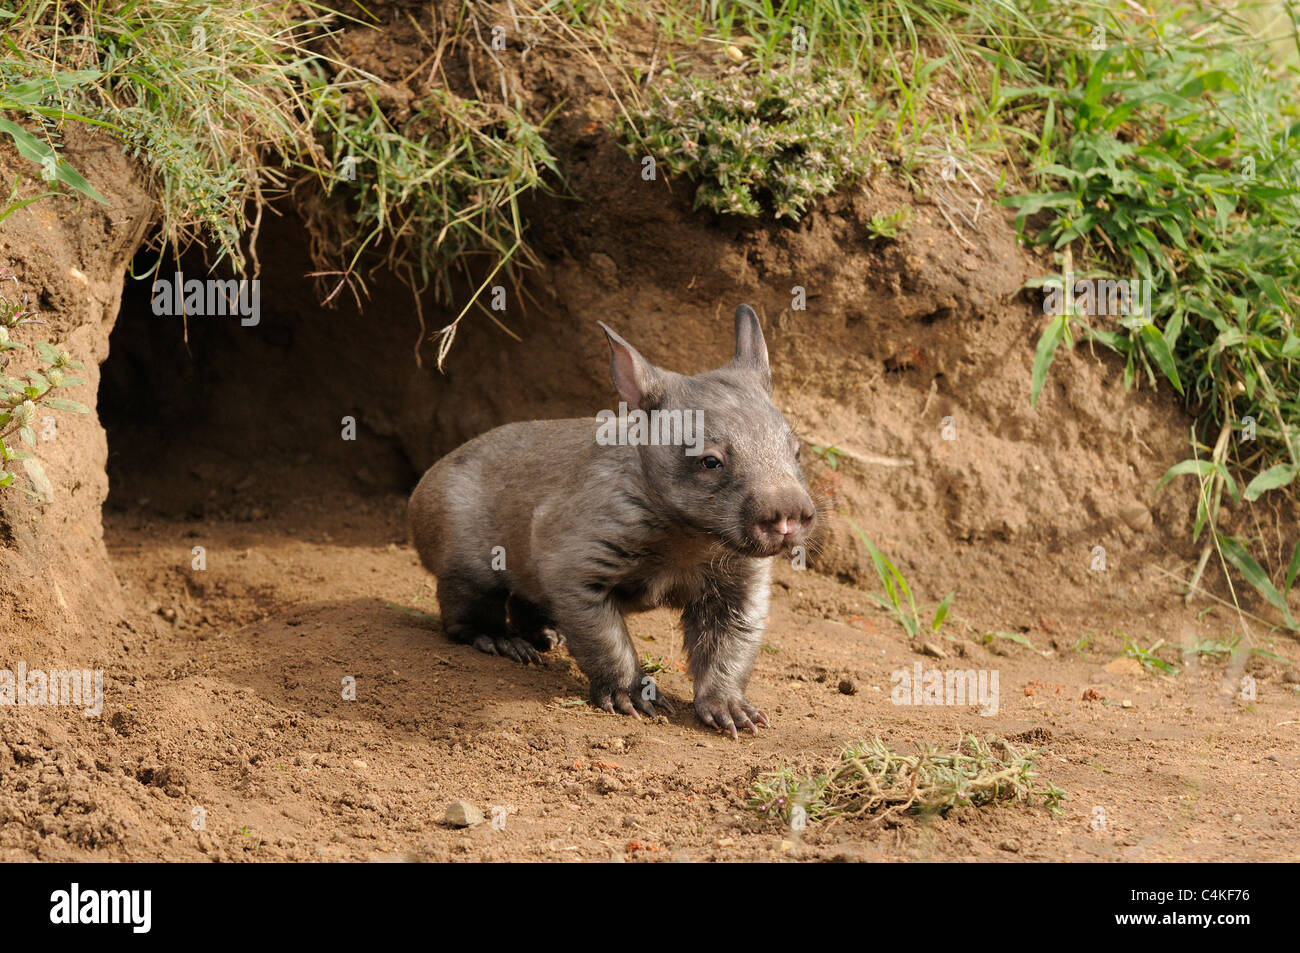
[701,455,724,470]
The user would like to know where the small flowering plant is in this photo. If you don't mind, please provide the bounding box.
[620,66,875,221]
[0,266,90,499]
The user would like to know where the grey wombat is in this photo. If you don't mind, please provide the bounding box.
[409,305,816,736]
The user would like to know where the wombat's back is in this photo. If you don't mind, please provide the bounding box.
[408,418,605,580]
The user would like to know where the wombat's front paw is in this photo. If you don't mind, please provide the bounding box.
[694,693,768,739]
[590,675,676,719]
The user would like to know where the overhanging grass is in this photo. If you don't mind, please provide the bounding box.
[0,0,556,336]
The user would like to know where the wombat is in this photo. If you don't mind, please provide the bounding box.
[408,304,816,736]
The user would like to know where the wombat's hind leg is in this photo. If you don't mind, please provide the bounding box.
[506,594,564,652]
[438,575,541,664]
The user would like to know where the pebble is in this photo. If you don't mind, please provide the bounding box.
[444,800,484,827]
[1119,502,1153,532]
[838,678,857,695]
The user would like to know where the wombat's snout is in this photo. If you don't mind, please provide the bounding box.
[750,487,816,554]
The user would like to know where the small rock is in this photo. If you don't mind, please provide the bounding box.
[1232,814,1243,824]
[1104,657,1145,676]
[588,252,619,289]
[350,759,368,771]
[838,678,856,696]
[998,838,1021,853]
[596,775,624,795]
[1121,699,1133,708]
[445,800,484,827]
[1119,502,1153,532]
[921,642,947,660]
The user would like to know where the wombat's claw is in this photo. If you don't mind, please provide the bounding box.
[472,633,541,664]
[591,686,674,719]
[695,695,768,739]
[535,627,564,651]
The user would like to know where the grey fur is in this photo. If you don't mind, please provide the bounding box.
[408,304,816,736]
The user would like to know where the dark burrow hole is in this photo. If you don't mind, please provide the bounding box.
[99,215,425,521]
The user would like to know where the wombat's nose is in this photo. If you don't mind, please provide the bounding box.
[757,490,815,539]
[772,516,798,536]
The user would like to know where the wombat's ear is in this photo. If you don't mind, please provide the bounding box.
[597,321,663,411]
[731,304,771,392]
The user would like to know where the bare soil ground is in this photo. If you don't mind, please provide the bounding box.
[2,480,1295,862]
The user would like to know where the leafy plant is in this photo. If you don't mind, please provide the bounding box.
[848,519,952,638]
[1180,636,1240,662]
[810,443,844,470]
[0,69,110,206]
[619,65,875,220]
[866,205,913,240]
[983,631,1036,651]
[0,268,90,500]
[1154,427,1300,634]
[1121,635,1180,676]
[1006,7,1300,635]
[1009,31,1300,489]
[0,175,57,224]
[641,653,670,675]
